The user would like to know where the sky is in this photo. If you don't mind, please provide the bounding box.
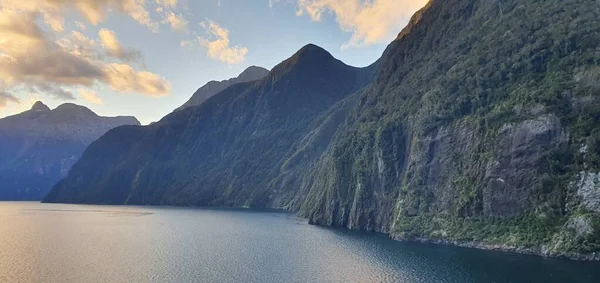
[0,0,428,125]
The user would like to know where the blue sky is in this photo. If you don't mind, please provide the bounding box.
[0,0,428,124]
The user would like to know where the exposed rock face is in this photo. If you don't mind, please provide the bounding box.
[576,172,600,214]
[567,215,594,238]
[174,66,269,112]
[301,114,569,233]
[483,115,567,217]
[0,102,140,200]
[300,0,600,258]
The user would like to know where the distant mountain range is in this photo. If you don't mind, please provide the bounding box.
[43,0,600,260]
[174,66,269,112]
[0,102,139,200]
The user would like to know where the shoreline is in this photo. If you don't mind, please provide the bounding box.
[390,234,600,262]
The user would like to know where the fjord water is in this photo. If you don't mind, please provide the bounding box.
[1,202,598,283]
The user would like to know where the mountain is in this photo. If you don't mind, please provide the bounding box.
[44,0,600,259]
[174,66,269,112]
[298,0,600,259]
[0,102,140,200]
[44,44,376,207]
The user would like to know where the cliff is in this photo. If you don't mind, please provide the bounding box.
[300,0,600,259]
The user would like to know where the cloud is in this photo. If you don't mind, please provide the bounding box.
[118,0,159,32]
[196,20,248,64]
[296,0,429,48]
[0,91,19,109]
[103,63,171,97]
[0,0,159,32]
[155,0,178,9]
[98,28,143,62]
[57,31,100,61]
[0,10,104,87]
[155,0,188,33]
[0,8,170,100]
[98,29,123,56]
[79,89,103,105]
[43,12,64,32]
[162,11,188,32]
[34,83,75,100]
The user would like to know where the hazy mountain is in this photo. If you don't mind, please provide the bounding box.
[45,0,600,259]
[174,66,269,112]
[0,102,140,200]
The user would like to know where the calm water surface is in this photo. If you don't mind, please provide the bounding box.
[1,202,599,283]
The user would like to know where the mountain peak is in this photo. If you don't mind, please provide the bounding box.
[299,43,326,51]
[237,66,269,82]
[269,44,342,80]
[31,101,50,112]
[292,44,333,61]
[54,103,97,117]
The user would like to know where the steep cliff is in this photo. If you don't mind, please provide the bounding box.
[300,0,600,258]
[0,102,140,200]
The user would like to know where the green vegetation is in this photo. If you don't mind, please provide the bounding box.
[301,0,600,257]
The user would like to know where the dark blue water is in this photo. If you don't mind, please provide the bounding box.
[1,202,598,283]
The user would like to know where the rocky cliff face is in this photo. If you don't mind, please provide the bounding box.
[0,102,140,200]
[300,0,600,258]
[44,0,600,259]
[174,66,269,112]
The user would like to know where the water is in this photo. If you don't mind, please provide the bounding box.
[1,202,599,283]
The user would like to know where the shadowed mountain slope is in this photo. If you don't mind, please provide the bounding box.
[174,66,269,112]
[44,44,376,207]
[0,102,139,200]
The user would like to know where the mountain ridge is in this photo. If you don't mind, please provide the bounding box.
[0,101,140,200]
[173,65,269,112]
[44,43,376,207]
